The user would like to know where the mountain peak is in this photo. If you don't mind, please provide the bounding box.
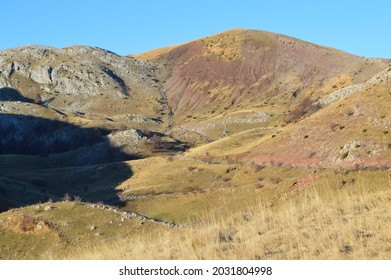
[138,29,386,118]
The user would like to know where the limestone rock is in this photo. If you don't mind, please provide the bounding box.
[0,44,167,116]
[30,66,52,84]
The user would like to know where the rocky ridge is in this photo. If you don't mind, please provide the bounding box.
[0,45,169,118]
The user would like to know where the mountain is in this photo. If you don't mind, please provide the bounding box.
[137,29,388,141]
[1,45,166,115]
[137,29,385,115]
[0,29,390,260]
[0,45,187,160]
[138,29,390,168]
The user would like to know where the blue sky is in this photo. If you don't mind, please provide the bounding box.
[2,0,390,58]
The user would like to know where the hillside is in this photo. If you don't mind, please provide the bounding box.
[138,29,387,128]
[0,29,390,259]
[186,67,391,169]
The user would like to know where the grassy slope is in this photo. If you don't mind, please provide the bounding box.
[185,75,391,168]
[240,79,391,168]
[58,169,391,260]
[1,128,390,259]
[2,153,389,259]
[0,201,160,259]
[118,156,304,223]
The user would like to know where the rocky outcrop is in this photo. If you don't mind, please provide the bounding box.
[30,66,53,84]
[315,83,365,108]
[0,45,169,118]
[315,67,391,109]
[87,202,183,228]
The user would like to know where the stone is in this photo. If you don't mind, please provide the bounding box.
[1,62,14,78]
[30,66,52,84]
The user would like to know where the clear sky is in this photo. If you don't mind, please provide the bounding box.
[2,0,390,58]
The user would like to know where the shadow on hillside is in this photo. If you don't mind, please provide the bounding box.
[0,111,137,212]
[0,87,34,103]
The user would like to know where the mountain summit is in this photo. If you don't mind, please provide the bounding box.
[137,29,387,117]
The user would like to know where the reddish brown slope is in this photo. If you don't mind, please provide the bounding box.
[234,70,391,168]
[139,29,385,121]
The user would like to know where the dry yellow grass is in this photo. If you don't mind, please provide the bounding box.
[184,127,277,160]
[134,28,247,61]
[116,156,320,223]
[63,169,391,260]
[200,29,246,61]
[133,44,182,61]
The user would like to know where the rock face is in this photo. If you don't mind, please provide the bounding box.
[0,45,169,118]
[0,113,102,155]
[0,44,179,167]
[29,65,53,84]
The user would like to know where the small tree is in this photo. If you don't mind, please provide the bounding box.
[34,93,42,104]
[150,134,162,150]
[63,193,72,202]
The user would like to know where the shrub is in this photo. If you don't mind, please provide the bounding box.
[19,216,36,232]
[341,152,349,159]
[284,97,319,123]
[253,164,264,172]
[330,123,339,131]
[218,229,236,243]
[167,156,174,162]
[270,177,282,184]
[187,166,197,172]
[150,134,162,150]
[34,93,42,104]
[63,193,72,202]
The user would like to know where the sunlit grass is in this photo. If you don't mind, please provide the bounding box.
[62,170,391,260]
